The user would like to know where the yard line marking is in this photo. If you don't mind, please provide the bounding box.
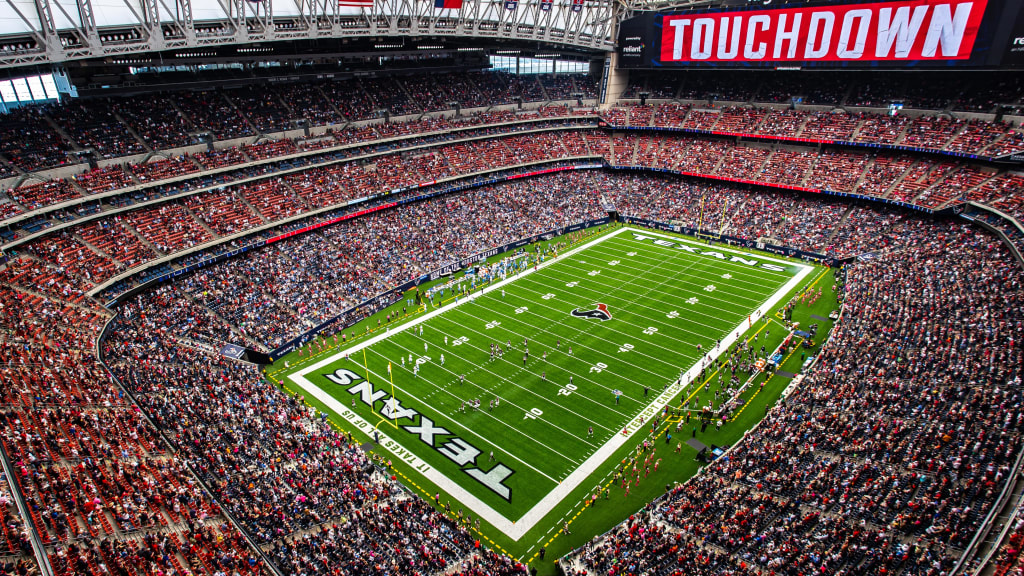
[487,237,749,363]
[587,238,788,289]
[419,315,637,418]
[517,269,742,339]
[454,300,680,379]
[557,255,766,307]
[427,314,643,409]
[508,277,732,349]
[360,359,581,473]
[369,335,610,441]
[530,229,769,342]
[541,255,782,325]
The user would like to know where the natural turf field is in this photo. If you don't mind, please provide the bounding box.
[281,226,818,548]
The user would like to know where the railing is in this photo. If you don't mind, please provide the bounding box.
[0,437,54,576]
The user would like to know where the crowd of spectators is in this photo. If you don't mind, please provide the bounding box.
[174,90,257,141]
[2,72,1024,573]
[112,94,198,152]
[825,205,907,258]
[757,149,817,186]
[0,160,1022,575]
[46,101,147,159]
[193,147,248,171]
[598,170,974,260]
[71,165,134,195]
[8,102,1020,257]
[184,189,266,236]
[273,82,345,127]
[132,156,201,184]
[162,173,603,348]
[712,106,764,134]
[856,154,917,198]
[404,73,486,111]
[77,173,612,574]
[672,139,732,174]
[0,264,264,575]
[223,87,294,135]
[603,103,1024,157]
[604,134,1020,211]
[569,217,1023,576]
[0,106,77,173]
[0,255,92,303]
[803,150,871,193]
[653,104,690,128]
[0,465,34,573]
[124,202,214,254]
[900,115,965,149]
[0,194,21,220]
[76,217,157,270]
[756,108,808,138]
[1,70,1020,188]
[9,129,603,294]
[241,139,298,163]
[9,125,1024,306]
[0,108,598,224]
[25,232,122,285]
[989,174,1024,223]
[101,293,517,575]
[915,165,993,208]
[984,503,1024,576]
[0,159,21,180]
[0,73,1022,576]
[360,77,421,117]
[7,179,80,211]
[625,70,1024,112]
[888,160,959,204]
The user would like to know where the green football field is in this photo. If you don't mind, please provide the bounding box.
[283,226,815,548]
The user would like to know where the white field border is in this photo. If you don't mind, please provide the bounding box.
[287,227,814,540]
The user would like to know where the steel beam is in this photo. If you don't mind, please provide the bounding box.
[0,0,614,70]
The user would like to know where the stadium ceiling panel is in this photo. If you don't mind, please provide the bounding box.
[0,0,616,69]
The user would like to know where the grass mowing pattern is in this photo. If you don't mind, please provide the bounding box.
[285,227,812,540]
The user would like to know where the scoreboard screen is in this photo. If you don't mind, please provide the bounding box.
[618,0,1024,68]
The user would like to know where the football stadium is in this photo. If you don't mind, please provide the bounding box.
[0,0,1021,574]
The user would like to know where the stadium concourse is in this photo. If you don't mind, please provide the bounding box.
[0,70,1021,576]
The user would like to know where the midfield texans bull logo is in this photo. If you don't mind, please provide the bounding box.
[571,303,613,321]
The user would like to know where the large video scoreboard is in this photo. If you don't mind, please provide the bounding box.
[618,0,1024,68]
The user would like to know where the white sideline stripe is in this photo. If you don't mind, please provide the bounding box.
[287,227,814,540]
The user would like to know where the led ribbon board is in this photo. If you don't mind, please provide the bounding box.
[618,0,1024,68]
